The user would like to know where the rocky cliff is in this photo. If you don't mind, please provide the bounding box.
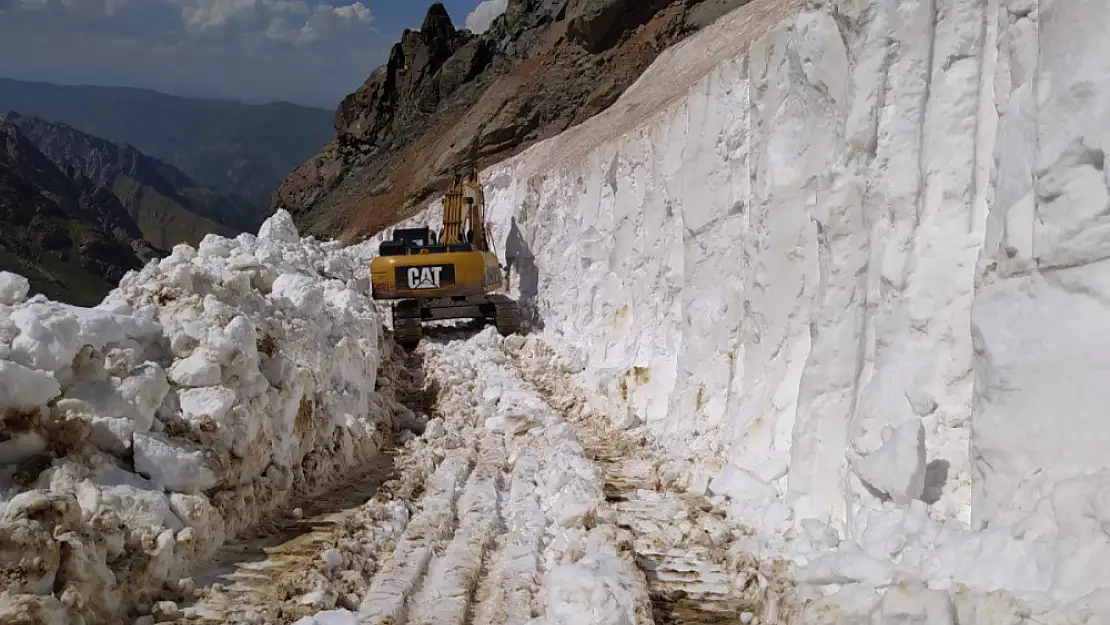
[5,113,265,250]
[273,0,753,241]
[0,120,155,304]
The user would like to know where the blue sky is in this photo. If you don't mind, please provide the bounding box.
[0,0,508,108]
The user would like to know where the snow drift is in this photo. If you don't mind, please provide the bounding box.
[394,0,1110,618]
[0,212,399,624]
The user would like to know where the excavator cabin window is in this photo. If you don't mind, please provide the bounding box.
[379,226,473,257]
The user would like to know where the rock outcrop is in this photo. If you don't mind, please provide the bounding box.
[273,0,755,241]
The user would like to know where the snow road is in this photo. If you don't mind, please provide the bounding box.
[158,328,795,625]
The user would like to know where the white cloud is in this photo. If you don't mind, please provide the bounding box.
[176,0,372,45]
[263,1,373,46]
[178,0,256,33]
[6,0,373,42]
[464,0,506,34]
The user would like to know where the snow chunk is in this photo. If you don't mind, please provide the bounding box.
[541,551,646,625]
[872,583,956,625]
[272,272,325,315]
[293,609,358,625]
[178,386,237,422]
[258,209,301,243]
[0,271,29,306]
[852,419,927,505]
[168,350,221,387]
[0,209,395,623]
[0,360,60,411]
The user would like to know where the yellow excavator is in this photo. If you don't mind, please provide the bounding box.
[369,168,520,348]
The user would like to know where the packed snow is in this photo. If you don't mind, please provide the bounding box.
[0,212,404,624]
[386,0,1110,620]
[189,328,660,625]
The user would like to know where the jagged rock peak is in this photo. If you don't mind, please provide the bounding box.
[422,3,455,32]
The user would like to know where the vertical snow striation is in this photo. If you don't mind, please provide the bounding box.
[393,0,1110,618]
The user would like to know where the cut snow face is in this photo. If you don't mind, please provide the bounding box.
[0,212,404,624]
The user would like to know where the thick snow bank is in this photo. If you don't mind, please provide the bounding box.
[400,0,1110,619]
[0,212,398,625]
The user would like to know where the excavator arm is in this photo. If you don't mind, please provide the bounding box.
[464,171,488,252]
[441,172,468,245]
[440,168,491,251]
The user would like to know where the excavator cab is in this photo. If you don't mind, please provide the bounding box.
[369,169,520,348]
[379,228,436,256]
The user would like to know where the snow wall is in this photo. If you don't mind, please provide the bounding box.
[0,213,398,624]
[395,0,1110,616]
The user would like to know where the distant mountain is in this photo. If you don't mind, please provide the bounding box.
[4,112,264,250]
[0,78,335,205]
[0,119,156,305]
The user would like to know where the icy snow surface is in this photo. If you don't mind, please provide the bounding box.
[0,212,402,624]
[390,0,1110,619]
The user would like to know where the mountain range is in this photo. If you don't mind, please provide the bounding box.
[0,118,155,305]
[0,76,340,305]
[0,114,273,305]
[0,77,335,206]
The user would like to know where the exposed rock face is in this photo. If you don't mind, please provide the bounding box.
[273,0,754,241]
[0,119,154,304]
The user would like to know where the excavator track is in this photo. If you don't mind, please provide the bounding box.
[490,294,521,337]
[392,300,423,349]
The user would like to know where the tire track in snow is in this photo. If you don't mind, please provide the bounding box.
[361,443,503,625]
[508,338,800,625]
[174,447,404,623]
[357,329,656,625]
[162,327,662,625]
